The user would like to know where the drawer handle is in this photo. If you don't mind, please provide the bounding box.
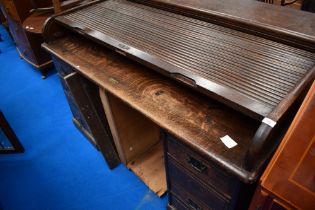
[170,73,196,87]
[188,199,203,210]
[188,157,207,173]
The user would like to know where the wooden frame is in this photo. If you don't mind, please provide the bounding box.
[0,111,24,154]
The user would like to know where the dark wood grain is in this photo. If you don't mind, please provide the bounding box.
[167,157,230,210]
[166,135,238,199]
[168,194,188,210]
[52,0,315,121]
[255,80,315,210]
[23,11,53,34]
[58,70,120,169]
[39,2,315,208]
[131,0,315,52]
[0,0,52,76]
[42,34,263,182]
[56,66,98,148]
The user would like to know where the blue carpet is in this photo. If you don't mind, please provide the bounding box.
[0,25,167,210]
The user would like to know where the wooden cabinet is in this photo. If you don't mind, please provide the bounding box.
[0,0,52,78]
[249,81,315,210]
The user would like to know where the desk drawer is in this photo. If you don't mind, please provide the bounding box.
[167,156,230,210]
[166,135,238,198]
[52,56,75,76]
[169,194,188,210]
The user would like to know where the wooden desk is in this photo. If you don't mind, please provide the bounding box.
[43,32,293,209]
[41,0,315,209]
[0,0,53,77]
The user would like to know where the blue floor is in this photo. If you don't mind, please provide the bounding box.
[0,25,167,210]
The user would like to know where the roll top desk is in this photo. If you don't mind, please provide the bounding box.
[42,0,315,209]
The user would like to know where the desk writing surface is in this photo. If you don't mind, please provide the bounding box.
[43,35,260,182]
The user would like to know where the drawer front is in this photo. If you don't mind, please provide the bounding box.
[59,75,94,138]
[56,70,120,168]
[166,135,238,198]
[167,157,230,210]
[52,56,75,77]
[169,194,188,210]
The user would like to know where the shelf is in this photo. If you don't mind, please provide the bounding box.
[22,11,53,34]
[128,142,167,197]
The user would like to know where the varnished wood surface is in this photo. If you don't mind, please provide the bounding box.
[42,35,262,182]
[167,156,230,210]
[22,11,53,34]
[1,0,32,23]
[55,0,315,121]
[59,71,120,168]
[131,0,315,51]
[168,195,188,210]
[0,0,52,73]
[248,186,289,210]
[166,135,238,199]
[259,80,315,209]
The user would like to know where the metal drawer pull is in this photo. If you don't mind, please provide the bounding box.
[188,199,203,210]
[188,157,207,173]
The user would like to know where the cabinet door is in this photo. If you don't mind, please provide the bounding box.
[60,70,120,169]
[261,81,315,210]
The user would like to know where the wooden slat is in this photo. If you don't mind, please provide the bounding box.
[131,0,315,50]
[60,0,315,120]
